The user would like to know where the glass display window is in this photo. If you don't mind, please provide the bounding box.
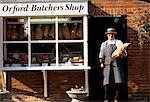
[4,43,28,67]
[58,17,83,40]
[31,43,55,66]
[2,16,88,70]
[5,18,28,41]
[31,24,55,40]
[30,17,55,40]
[58,43,84,66]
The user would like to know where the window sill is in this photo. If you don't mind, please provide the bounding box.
[2,66,90,71]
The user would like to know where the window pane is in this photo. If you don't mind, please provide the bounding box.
[5,18,28,41]
[4,43,28,67]
[31,24,55,40]
[30,17,55,40]
[59,43,84,66]
[58,17,83,40]
[31,43,55,66]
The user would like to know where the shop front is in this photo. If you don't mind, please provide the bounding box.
[0,0,90,100]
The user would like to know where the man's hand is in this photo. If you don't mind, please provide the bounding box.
[99,58,105,68]
[100,63,105,68]
[120,51,126,58]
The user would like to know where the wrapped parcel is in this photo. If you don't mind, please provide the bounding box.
[111,43,131,58]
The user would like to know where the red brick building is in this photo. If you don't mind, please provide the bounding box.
[0,0,149,102]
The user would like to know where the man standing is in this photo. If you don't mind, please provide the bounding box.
[99,28,127,102]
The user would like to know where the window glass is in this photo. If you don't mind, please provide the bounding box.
[31,43,55,66]
[30,17,55,40]
[58,17,83,40]
[4,43,28,67]
[31,24,55,40]
[5,18,28,41]
[58,43,84,66]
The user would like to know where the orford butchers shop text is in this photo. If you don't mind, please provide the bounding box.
[2,3,85,14]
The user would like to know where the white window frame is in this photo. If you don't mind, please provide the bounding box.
[1,16,90,71]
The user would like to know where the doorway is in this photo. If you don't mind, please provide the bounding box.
[88,16,128,101]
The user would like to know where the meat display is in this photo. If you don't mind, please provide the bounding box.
[61,23,70,40]
[7,25,19,40]
[34,25,43,40]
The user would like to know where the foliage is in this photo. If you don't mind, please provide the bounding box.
[133,8,150,48]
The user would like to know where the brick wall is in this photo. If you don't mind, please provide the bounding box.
[6,0,150,101]
[7,71,85,102]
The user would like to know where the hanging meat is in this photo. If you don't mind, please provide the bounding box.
[61,23,70,40]
[34,24,43,40]
[18,25,25,40]
[7,25,12,40]
[76,23,83,39]
[43,25,55,40]
[49,25,54,39]
[10,25,19,40]
[70,23,78,40]
[43,25,50,39]
[59,25,63,40]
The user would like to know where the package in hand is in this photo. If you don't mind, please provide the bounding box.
[111,43,131,58]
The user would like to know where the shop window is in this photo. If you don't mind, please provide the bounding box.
[3,16,87,70]
[4,43,28,67]
[5,18,28,41]
[58,17,83,40]
[31,43,55,66]
[31,24,55,40]
[58,43,84,66]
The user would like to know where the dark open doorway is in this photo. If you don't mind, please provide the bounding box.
[88,16,128,101]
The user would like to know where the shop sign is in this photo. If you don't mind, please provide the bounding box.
[0,2,88,16]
